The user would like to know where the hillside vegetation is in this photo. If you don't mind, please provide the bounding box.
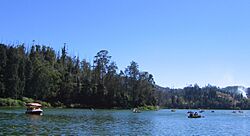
[0,43,250,109]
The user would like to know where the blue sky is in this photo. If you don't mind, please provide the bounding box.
[1,0,250,88]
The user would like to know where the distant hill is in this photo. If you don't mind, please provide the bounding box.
[222,86,249,98]
[156,85,249,99]
[155,84,250,109]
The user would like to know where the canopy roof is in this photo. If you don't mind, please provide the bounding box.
[26,103,42,107]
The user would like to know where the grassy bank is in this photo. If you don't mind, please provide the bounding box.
[0,97,51,107]
[0,98,160,111]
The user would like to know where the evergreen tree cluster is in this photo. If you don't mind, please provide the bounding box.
[0,44,157,108]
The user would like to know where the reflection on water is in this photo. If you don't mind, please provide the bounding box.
[27,114,42,121]
[0,108,250,135]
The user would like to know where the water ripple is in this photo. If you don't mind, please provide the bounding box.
[0,108,250,135]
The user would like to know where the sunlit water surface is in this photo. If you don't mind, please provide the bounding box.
[0,108,249,135]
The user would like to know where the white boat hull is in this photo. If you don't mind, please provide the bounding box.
[26,109,43,115]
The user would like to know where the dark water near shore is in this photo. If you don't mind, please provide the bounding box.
[0,108,249,135]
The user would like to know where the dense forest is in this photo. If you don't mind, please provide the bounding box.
[0,44,157,108]
[0,43,250,109]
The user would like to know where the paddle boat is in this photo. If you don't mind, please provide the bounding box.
[132,108,141,113]
[25,103,43,115]
[188,112,203,118]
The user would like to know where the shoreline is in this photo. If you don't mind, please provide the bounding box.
[1,97,249,110]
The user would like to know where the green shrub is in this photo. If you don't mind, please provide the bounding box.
[21,97,34,103]
[35,100,51,107]
[0,97,51,107]
[0,98,25,107]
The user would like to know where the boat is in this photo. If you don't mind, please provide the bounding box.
[132,108,141,113]
[25,103,43,115]
[171,109,176,112]
[238,111,244,113]
[188,115,202,118]
[199,110,205,113]
[188,112,203,118]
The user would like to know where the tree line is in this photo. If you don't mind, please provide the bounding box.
[157,84,250,110]
[0,43,249,109]
[0,44,157,108]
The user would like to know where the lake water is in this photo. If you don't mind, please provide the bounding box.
[0,108,249,135]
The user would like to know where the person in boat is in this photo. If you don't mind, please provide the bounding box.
[194,112,198,116]
[189,112,194,118]
[188,112,202,118]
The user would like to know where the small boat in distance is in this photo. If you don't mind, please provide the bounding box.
[25,103,43,115]
[188,112,203,118]
[171,109,176,112]
[238,111,244,113]
[132,108,141,113]
[199,110,205,113]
